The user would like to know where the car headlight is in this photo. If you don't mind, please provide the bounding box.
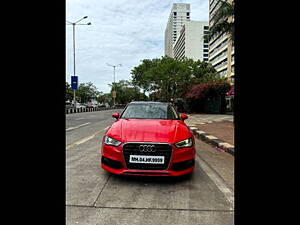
[104,136,122,146]
[175,137,193,148]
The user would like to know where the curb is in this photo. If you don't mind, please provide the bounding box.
[189,126,234,156]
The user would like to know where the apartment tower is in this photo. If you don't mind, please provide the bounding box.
[173,20,209,62]
[208,0,234,83]
[164,3,191,57]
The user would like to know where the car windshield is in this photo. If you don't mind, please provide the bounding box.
[120,103,180,120]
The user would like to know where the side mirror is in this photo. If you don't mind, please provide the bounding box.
[112,112,120,119]
[180,113,188,120]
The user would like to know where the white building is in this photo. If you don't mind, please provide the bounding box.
[164,3,191,57]
[173,20,209,61]
[209,0,234,83]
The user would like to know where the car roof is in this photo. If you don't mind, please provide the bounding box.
[128,101,171,105]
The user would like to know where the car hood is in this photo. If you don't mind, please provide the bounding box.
[106,119,192,144]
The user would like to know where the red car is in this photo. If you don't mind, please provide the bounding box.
[101,101,196,176]
[86,104,94,108]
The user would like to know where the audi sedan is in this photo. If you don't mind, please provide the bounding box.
[101,101,196,176]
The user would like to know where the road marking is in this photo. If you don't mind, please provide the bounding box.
[66,126,110,150]
[103,126,110,131]
[75,135,95,145]
[66,122,91,131]
[196,155,234,210]
[66,129,102,150]
[75,118,84,120]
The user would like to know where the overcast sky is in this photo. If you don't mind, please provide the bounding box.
[66,0,209,93]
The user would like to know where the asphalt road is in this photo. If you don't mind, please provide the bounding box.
[66,110,234,225]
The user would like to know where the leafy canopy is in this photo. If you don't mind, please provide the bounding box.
[131,56,224,102]
[205,0,234,42]
[108,80,148,105]
[185,81,231,100]
[76,82,100,103]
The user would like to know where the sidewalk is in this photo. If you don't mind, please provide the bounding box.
[185,114,234,155]
[194,121,234,145]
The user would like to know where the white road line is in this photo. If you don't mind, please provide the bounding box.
[75,135,95,145]
[75,118,84,120]
[66,126,111,150]
[66,129,103,150]
[196,155,234,210]
[103,126,110,131]
[66,122,91,131]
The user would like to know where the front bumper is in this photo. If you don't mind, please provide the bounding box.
[100,142,196,176]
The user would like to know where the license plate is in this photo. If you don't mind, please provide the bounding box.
[129,155,164,164]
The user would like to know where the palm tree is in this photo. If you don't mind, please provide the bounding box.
[207,0,234,42]
[205,0,235,84]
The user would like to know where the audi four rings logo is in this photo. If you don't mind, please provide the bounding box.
[138,145,156,152]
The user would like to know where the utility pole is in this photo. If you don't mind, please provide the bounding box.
[107,63,122,107]
[66,16,91,108]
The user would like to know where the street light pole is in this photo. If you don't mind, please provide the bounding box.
[72,24,76,107]
[66,17,91,108]
[72,24,76,77]
[113,66,116,107]
[107,63,122,107]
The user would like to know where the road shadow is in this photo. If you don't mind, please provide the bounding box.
[110,172,194,184]
[101,160,207,186]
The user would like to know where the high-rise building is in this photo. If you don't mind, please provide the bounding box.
[208,0,234,83]
[173,20,209,62]
[164,3,191,57]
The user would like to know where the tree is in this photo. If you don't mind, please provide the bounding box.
[108,80,148,105]
[186,81,231,100]
[76,82,100,103]
[97,93,113,106]
[185,81,231,113]
[205,0,235,83]
[65,82,74,102]
[131,56,221,102]
[206,0,234,43]
[130,58,160,92]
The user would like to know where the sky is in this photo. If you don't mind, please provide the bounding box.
[66,0,209,93]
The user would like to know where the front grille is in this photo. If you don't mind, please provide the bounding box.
[123,143,172,170]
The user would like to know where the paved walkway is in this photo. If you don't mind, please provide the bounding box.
[186,114,233,126]
[186,114,234,152]
[193,121,234,145]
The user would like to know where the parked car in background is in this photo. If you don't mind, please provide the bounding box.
[86,102,99,108]
[65,102,73,110]
[75,103,86,109]
[115,104,126,108]
[86,103,94,108]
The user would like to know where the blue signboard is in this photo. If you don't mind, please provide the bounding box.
[71,76,78,90]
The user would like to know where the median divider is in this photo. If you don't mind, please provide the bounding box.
[66,107,123,114]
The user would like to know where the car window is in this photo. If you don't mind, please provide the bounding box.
[121,104,180,120]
